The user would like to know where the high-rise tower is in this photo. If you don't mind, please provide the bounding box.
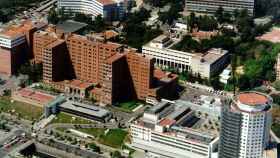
[219,92,272,158]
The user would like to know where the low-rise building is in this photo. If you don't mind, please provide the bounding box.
[130,98,221,158]
[44,96,112,123]
[191,48,229,78]
[142,35,230,78]
[12,87,56,107]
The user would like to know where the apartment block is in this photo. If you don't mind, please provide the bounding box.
[42,39,68,83]
[33,26,61,64]
[185,0,255,16]
[33,27,178,105]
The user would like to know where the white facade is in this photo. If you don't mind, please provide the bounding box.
[234,93,272,158]
[142,35,230,78]
[0,35,26,49]
[185,0,255,16]
[190,48,229,78]
[131,124,218,158]
[219,68,231,84]
[219,92,272,158]
[58,0,130,21]
[130,100,220,158]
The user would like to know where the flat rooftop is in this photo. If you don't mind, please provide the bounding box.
[96,0,116,5]
[194,48,228,64]
[237,92,270,106]
[139,99,219,144]
[152,34,170,43]
[257,28,280,43]
[15,88,56,104]
[154,69,178,83]
[65,80,93,90]
[59,100,111,118]
[56,20,88,33]
[0,21,35,39]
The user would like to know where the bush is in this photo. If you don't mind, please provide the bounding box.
[273,81,280,91]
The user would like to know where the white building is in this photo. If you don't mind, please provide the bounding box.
[142,35,230,78]
[142,35,193,72]
[130,100,220,158]
[219,66,231,84]
[219,92,272,158]
[58,0,133,21]
[185,0,255,16]
[191,48,229,78]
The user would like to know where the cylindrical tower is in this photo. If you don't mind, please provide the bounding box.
[219,91,272,158]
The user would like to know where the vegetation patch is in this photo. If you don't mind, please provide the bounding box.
[99,129,128,148]
[51,112,93,124]
[0,96,42,121]
[77,128,105,138]
[116,100,142,112]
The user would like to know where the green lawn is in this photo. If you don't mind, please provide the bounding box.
[116,100,142,112]
[272,123,280,138]
[99,129,128,148]
[51,112,93,124]
[0,97,42,121]
[77,128,105,138]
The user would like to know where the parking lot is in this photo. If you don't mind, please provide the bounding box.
[180,83,230,102]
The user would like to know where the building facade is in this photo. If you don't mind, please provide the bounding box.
[142,35,230,78]
[142,35,193,72]
[276,53,280,80]
[130,100,220,158]
[33,27,178,105]
[219,92,272,158]
[185,0,255,16]
[58,0,132,21]
[0,20,45,76]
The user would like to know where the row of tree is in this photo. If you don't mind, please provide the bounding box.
[121,8,162,49]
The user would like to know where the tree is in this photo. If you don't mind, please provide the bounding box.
[58,7,69,22]
[18,63,43,83]
[158,2,181,25]
[122,8,162,49]
[94,15,105,33]
[0,10,8,23]
[197,15,218,31]
[111,151,122,158]
[187,12,197,32]
[215,6,224,24]
[235,9,254,41]
[47,7,59,24]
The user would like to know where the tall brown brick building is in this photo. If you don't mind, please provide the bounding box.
[33,26,178,105]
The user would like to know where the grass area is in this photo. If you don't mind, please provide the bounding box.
[99,129,128,148]
[51,112,93,124]
[116,100,142,112]
[272,123,280,138]
[0,96,42,121]
[78,128,105,138]
[54,127,128,149]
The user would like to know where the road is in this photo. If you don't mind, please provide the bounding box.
[0,129,26,158]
